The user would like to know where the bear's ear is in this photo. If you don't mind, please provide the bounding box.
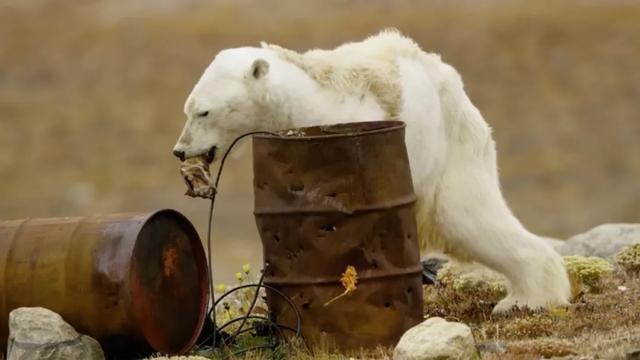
[250,59,269,80]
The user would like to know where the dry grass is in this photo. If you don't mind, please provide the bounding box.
[149,340,393,360]
[425,270,640,359]
[147,270,640,359]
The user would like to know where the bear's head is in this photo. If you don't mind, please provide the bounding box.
[173,47,274,163]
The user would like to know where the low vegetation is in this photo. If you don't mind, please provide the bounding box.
[617,244,640,275]
[146,260,640,359]
[564,255,614,294]
[425,268,640,359]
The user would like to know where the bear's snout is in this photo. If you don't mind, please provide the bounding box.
[173,149,186,161]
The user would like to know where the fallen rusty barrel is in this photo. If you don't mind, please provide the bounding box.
[0,210,209,358]
[253,120,424,349]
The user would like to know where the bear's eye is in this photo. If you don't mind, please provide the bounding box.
[197,111,209,117]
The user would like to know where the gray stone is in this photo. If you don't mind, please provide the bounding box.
[559,224,640,262]
[393,317,479,360]
[7,307,105,360]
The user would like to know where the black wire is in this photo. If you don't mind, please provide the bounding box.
[232,323,298,337]
[203,130,282,351]
[214,283,302,338]
[218,315,276,334]
[195,129,308,359]
[206,195,216,347]
[206,280,304,358]
[229,264,268,340]
[224,318,285,360]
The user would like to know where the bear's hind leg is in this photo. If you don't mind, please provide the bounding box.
[435,156,571,313]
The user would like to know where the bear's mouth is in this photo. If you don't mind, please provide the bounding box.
[205,146,217,163]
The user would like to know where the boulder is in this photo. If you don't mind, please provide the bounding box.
[559,224,640,262]
[7,307,105,360]
[393,317,479,360]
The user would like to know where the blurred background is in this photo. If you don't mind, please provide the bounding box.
[1,0,639,282]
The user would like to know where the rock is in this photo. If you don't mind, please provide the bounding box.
[559,224,640,262]
[393,317,479,360]
[7,307,105,360]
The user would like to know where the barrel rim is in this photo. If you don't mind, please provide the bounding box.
[128,208,209,355]
[253,120,405,141]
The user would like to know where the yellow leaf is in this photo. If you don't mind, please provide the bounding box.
[324,265,358,307]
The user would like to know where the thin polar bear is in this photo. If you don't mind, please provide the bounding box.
[173,30,571,313]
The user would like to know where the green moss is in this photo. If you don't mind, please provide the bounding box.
[563,256,613,293]
[451,273,506,297]
[437,262,507,297]
[616,244,640,275]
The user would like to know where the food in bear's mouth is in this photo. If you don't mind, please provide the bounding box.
[180,155,215,199]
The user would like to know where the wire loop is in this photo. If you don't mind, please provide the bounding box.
[197,130,303,358]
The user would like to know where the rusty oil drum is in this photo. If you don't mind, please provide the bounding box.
[0,210,208,357]
[253,121,423,349]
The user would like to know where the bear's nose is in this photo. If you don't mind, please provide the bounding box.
[173,149,186,161]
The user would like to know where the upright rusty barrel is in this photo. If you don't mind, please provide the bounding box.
[253,121,423,349]
[0,210,209,358]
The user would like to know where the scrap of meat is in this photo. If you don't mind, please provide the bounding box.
[180,156,215,199]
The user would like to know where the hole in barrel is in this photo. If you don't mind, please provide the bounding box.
[384,301,391,308]
[289,184,304,192]
[302,302,310,310]
[326,192,337,198]
[321,224,336,232]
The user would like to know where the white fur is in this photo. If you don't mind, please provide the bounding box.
[174,30,571,312]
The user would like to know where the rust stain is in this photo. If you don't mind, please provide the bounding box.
[163,246,178,277]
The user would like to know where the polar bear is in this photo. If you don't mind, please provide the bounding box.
[173,30,571,313]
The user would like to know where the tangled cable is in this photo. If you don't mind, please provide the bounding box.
[196,131,303,359]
